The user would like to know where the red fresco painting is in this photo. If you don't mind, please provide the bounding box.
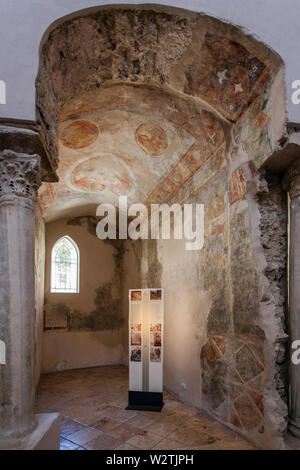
[230,168,247,205]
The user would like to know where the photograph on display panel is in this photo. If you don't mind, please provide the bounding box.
[130,347,141,362]
[150,331,161,347]
[150,289,162,301]
[150,323,161,331]
[150,347,161,363]
[131,290,142,301]
[150,323,162,347]
[130,324,142,346]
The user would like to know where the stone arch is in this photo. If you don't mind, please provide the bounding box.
[35,5,289,449]
[36,5,283,174]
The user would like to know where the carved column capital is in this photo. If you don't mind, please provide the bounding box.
[283,158,300,199]
[0,150,41,200]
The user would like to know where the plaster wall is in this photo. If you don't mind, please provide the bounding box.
[42,216,125,372]
[158,238,209,410]
[42,330,123,372]
[121,239,143,366]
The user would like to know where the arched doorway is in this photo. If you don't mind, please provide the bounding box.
[35,5,288,449]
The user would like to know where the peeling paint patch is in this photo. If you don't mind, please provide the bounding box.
[45,282,124,332]
[67,216,98,237]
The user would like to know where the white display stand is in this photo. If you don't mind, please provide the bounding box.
[127,288,164,412]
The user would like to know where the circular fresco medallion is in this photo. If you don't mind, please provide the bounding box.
[70,156,132,194]
[60,120,99,150]
[135,123,168,156]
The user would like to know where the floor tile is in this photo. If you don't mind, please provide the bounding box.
[60,437,79,450]
[35,365,257,451]
[126,431,163,450]
[90,416,121,433]
[61,419,85,438]
[67,427,102,446]
[167,426,204,446]
[74,410,107,425]
[127,413,160,429]
[108,422,141,440]
[145,420,178,438]
[84,434,121,450]
[64,406,90,420]
[96,404,138,422]
[114,442,140,450]
[160,411,190,426]
[151,438,188,450]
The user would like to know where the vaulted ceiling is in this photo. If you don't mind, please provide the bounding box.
[36,8,280,221]
[38,84,227,221]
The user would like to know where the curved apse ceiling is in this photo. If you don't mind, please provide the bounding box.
[38,84,227,221]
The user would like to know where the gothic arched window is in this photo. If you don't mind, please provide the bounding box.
[51,236,80,293]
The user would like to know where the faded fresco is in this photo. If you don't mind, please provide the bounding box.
[38,86,227,220]
[60,120,99,150]
[37,7,287,450]
[45,282,124,332]
[184,33,269,121]
[135,123,168,156]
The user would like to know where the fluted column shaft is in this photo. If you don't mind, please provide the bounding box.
[0,150,41,439]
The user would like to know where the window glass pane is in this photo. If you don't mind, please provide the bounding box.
[51,236,79,293]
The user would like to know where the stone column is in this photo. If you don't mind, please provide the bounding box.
[283,158,300,440]
[0,149,41,439]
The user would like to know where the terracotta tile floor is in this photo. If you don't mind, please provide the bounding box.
[34,365,256,450]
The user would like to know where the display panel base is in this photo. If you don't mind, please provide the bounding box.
[126,391,164,412]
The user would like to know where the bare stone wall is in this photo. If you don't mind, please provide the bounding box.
[257,173,288,406]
